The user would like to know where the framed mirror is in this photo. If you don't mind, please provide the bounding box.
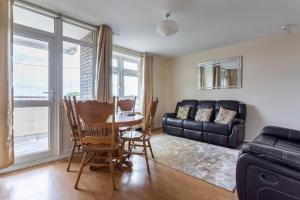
[196,56,242,89]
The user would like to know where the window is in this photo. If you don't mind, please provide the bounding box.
[62,22,95,100]
[112,52,141,110]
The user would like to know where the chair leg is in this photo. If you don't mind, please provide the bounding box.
[127,140,134,159]
[128,140,131,153]
[147,140,155,159]
[143,141,150,175]
[67,142,76,172]
[131,141,136,149]
[109,152,117,190]
[118,140,125,166]
[74,152,87,189]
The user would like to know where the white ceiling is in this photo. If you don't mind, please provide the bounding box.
[24,0,300,57]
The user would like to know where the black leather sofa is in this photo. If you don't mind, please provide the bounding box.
[236,126,300,200]
[162,100,246,148]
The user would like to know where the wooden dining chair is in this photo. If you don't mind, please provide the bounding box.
[117,96,136,114]
[63,96,82,172]
[117,97,137,134]
[120,97,159,175]
[73,97,120,190]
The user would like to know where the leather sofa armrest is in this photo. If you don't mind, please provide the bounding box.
[261,126,300,142]
[229,118,245,132]
[163,113,176,118]
[162,113,176,129]
[241,143,300,171]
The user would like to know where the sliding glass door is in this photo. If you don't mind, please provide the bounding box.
[13,31,56,163]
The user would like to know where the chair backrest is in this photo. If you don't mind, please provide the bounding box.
[74,97,116,146]
[144,97,159,135]
[63,96,79,138]
[117,97,136,113]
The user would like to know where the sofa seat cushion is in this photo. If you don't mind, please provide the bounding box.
[203,122,229,136]
[183,120,203,131]
[166,117,183,127]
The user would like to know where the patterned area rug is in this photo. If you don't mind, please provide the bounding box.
[148,134,239,192]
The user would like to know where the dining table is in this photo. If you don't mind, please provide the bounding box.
[103,113,144,170]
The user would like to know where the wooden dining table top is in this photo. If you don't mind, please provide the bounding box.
[108,113,144,127]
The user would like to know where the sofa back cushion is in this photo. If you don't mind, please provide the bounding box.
[176,106,190,119]
[214,107,237,124]
[215,100,240,119]
[175,100,198,119]
[196,101,216,121]
[195,108,213,122]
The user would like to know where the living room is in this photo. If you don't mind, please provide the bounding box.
[0,0,300,200]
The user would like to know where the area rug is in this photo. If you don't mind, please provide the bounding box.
[148,134,240,192]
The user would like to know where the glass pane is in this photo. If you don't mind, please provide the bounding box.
[124,75,139,96]
[112,74,119,97]
[13,6,54,33]
[13,35,49,100]
[14,107,49,156]
[113,58,118,68]
[124,61,138,70]
[63,22,93,43]
[63,41,93,100]
[135,98,140,111]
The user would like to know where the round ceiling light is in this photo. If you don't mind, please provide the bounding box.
[156,13,179,36]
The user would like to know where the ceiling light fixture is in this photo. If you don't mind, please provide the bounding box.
[157,13,179,36]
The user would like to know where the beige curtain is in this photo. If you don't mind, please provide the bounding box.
[0,0,14,168]
[141,53,153,126]
[95,25,113,102]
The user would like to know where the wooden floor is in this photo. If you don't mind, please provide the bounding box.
[0,156,238,200]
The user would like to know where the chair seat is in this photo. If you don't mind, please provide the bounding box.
[83,143,119,152]
[121,131,150,141]
[71,137,80,142]
[81,136,121,145]
[119,126,131,132]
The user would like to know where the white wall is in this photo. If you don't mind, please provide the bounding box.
[152,55,174,128]
[164,32,300,141]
